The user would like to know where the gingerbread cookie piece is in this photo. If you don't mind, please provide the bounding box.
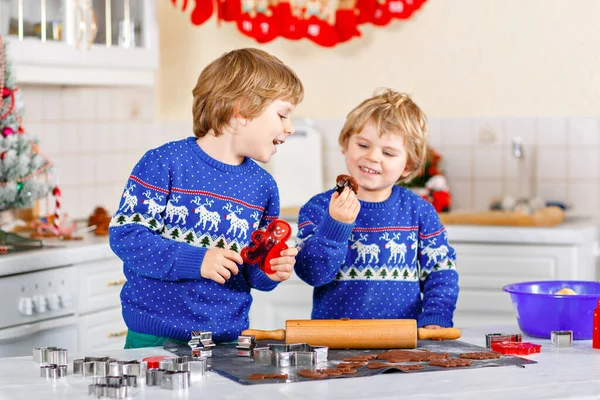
[335,174,359,194]
[335,367,358,375]
[459,352,501,360]
[336,361,366,369]
[247,373,288,380]
[378,350,448,362]
[298,368,346,379]
[366,361,395,369]
[342,354,378,362]
[429,358,473,368]
[396,364,425,371]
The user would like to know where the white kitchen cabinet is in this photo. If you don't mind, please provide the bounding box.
[76,256,127,352]
[2,0,158,86]
[448,220,600,327]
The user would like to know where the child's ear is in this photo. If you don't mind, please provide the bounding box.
[233,103,248,126]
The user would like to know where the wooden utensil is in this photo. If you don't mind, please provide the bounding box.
[242,319,461,349]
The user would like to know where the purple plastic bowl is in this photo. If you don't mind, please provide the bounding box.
[502,280,600,340]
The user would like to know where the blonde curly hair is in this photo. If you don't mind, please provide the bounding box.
[338,88,428,184]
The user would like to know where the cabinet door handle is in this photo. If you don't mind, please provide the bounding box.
[107,279,126,287]
[108,330,128,338]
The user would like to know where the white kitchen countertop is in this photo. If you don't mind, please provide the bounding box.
[446,216,600,245]
[0,325,598,400]
[0,234,113,277]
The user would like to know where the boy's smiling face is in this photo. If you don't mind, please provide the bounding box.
[344,120,410,202]
[235,99,296,163]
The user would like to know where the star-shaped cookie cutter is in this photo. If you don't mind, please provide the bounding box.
[253,343,329,367]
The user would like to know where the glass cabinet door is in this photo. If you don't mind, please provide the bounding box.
[90,0,148,49]
[0,0,68,43]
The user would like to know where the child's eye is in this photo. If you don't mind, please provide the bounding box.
[358,144,368,149]
[279,114,288,120]
[384,152,396,157]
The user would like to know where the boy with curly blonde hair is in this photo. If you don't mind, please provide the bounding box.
[110,48,304,348]
[295,88,458,328]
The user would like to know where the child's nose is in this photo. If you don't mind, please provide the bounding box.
[285,120,295,135]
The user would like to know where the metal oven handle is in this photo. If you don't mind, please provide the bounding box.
[0,315,78,342]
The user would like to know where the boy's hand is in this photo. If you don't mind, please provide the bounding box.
[329,187,360,224]
[265,247,297,282]
[422,325,443,329]
[201,249,241,284]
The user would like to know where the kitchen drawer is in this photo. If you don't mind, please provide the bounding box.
[78,307,127,352]
[77,257,125,315]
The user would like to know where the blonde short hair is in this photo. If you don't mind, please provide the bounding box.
[338,88,428,184]
[192,48,304,138]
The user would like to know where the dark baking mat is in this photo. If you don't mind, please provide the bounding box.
[163,339,537,385]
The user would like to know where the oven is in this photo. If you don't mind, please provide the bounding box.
[0,265,78,357]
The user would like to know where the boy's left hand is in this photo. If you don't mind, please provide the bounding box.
[265,247,297,282]
[422,325,443,329]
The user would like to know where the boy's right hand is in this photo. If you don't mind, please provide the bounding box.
[329,187,360,224]
[201,249,242,284]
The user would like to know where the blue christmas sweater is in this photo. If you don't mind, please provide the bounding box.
[295,185,459,327]
[109,137,281,343]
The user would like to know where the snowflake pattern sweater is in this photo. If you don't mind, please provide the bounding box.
[109,137,281,343]
[295,185,459,327]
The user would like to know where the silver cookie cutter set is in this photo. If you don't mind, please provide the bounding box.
[33,347,68,365]
[147,369,191,390]
[72,357,145,378]
[154,355,207,383]
[188,330,215,357]
[40,364,67,379]
[88,375,138,399]
[253,343,329,367]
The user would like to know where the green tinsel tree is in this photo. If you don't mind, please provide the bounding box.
[0,36,54,211]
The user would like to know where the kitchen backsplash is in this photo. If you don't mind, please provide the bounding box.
[20,85,600,219]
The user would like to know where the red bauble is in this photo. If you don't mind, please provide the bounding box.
[0,152,6,160]
[2,127,14,137]
[2,88,10,98]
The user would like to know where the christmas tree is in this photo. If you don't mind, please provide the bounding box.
[0,37,54,212]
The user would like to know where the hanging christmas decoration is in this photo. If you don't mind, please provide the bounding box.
[0,36,62,239]
[171,0,427,47]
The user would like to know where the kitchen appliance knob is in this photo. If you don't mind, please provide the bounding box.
[33,295,47,313]
[18,297,33,316]
[47,293,60,311]
[59,292,73,308]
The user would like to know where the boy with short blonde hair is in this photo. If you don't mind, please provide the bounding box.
[295,88,458,328]
[110,48,304,348]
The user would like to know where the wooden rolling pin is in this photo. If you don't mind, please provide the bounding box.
[242,319,461,349]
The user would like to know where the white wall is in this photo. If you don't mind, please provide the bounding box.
[156,0,600,120]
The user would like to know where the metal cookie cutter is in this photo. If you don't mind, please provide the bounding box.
[33,347,68,365]
[485,333,522,349]
[74,356,118,377]
[156,356,207,382]
[188,330,215,357]
[40,364,67,379]
[161,370,191,390]
[236,335,257,357]
[253,343,328,367]
[551,330,573,348]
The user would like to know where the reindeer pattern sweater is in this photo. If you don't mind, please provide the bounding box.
[109,137,281,343]
[295,185,459,327]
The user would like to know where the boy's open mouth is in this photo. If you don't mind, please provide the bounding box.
[360,166,380,174]
[273,139,284,145]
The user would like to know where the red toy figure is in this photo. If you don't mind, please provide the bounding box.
[241,219,292,275]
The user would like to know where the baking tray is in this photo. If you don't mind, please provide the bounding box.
[163,339,537,385]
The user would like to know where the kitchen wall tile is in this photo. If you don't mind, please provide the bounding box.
[446,178,472,210]
[536,148,567,180]
[443,146,472,179]
[536,181,567,203]
[440,119,473,146]
[19,86,44,121]
[95,88,114,121]
[78,123,96,152]
[473,179,504,211]
[536,117,567,146]
[567,117,599,147]
[504,118,536,146]
[474,148,503,178]
[40,123,61,155]
[60,87,81,121]
[58,123,80,154]
[567,181,599,216]
[567,149,599,180]
[78,89,96,120]
[42,87,62,121]
[473,118,504,148]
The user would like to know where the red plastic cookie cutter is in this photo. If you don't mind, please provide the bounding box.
[490,341,541,355]
[241,219,291,275]
[142,356,175,369]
